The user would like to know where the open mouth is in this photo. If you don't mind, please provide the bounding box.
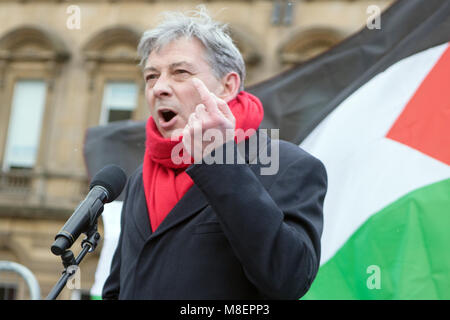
[161,110,177,122]
[158,108,178,128]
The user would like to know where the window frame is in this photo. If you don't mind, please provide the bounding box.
[99,80,139,125]
[0,68,53,174]
[84,66,146,129]
[2,79,49,171]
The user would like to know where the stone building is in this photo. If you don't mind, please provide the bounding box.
[0,0,394,299]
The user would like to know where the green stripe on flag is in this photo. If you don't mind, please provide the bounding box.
[303,178,450,300]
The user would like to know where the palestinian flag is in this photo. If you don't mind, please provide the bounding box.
[84,0,450,299]
[295,2,450,299]
[301,42,450,300]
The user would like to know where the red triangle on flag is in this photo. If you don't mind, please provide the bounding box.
[386,44,450,166]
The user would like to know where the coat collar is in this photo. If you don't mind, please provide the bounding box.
[131,169,209,242]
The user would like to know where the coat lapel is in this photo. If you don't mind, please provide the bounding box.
[132,172,152,241]
[130,167,209,242]
[148,184,208,240]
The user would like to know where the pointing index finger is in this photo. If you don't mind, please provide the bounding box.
[192,78,219,113]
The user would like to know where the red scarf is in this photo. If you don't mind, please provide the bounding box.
[143,91,264,232]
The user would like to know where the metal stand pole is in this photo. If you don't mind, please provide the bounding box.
[46,227,100,300]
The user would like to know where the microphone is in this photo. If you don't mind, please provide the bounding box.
[51,164,127,256]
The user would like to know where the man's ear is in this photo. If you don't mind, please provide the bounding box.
[219,72,241,102]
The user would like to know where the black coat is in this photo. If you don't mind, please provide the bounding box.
[102,132,327,299]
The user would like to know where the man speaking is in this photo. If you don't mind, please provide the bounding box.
[102,6,327,300]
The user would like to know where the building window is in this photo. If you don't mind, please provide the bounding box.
[2,80,47,171]
[82,26,144,127]
[99,81,138,125]
[0,283,18,300]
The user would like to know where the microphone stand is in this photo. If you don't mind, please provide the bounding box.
[46,225,101,300]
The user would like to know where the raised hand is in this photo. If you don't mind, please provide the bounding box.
[182,78,236,162]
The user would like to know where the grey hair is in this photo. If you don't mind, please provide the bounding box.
[137,6,246,91]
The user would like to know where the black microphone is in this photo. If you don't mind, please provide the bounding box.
[51,164,127,256]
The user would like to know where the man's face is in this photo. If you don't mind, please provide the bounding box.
[143,37,224,138]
